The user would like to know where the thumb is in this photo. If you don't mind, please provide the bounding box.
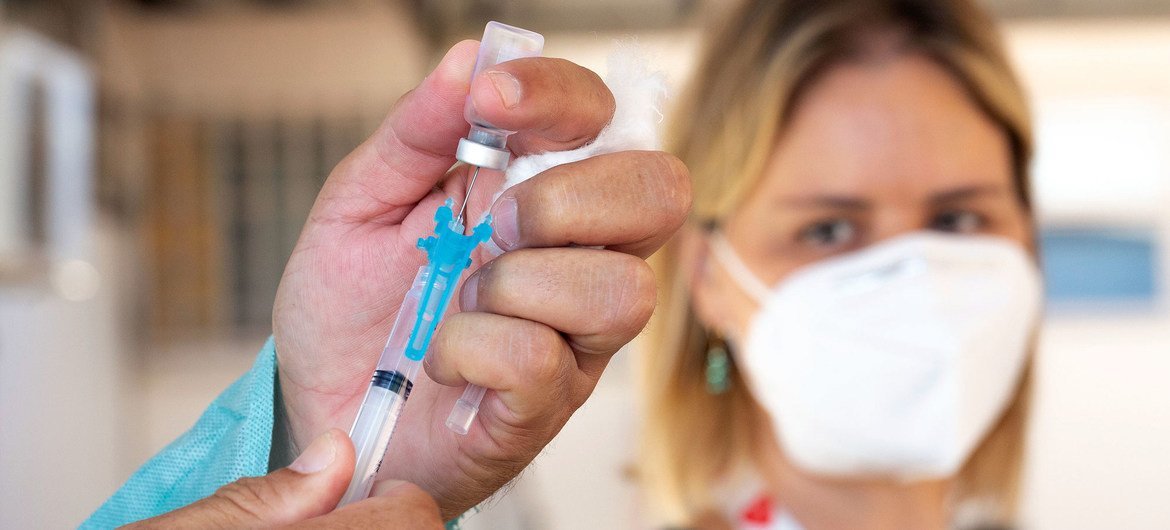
[127,429,357,529]
[320,40,478,224]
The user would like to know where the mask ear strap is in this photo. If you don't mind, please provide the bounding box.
[708,231,772,304]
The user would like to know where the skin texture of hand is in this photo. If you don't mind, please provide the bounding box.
[125,430,442,529]
[271,40,691,518]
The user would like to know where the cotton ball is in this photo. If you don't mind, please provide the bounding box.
[498,40,669,192]
[478,41,669,256]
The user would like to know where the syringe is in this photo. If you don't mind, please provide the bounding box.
[337,21,544,508]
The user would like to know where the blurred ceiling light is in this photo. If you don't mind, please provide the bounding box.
[50,258,101,301]
[986,0,1170,18]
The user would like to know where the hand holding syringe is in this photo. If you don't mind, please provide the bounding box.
[337,22,544,507]
[258,13,689,515]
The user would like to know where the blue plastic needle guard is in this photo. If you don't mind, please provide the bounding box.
[403,199,492,361]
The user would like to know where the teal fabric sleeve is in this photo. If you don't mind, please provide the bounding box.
[81,337,278,529]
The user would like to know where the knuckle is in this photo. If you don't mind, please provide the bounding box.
[543,58,576,89]
[367,490,443,528]
[407,505,444,529]
[568,373,600,410]
[514,323,565,385]
[397,483,441,512]
[626,258,659,325]
[575,64,615,124]
[478,252,523,310]
[426,325,457,382]
[549,177,580,221]
[519,180,571,240]
[212,476,281,522]
[647,151,693,223]
[548,58,612,116]
[595,254,656,335]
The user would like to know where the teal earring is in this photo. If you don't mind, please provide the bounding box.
[705,331,732,395]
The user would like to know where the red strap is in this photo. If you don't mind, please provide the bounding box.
[741,494,773,526]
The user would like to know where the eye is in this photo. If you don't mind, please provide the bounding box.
[930,210,986,234]
[798,218,857,248]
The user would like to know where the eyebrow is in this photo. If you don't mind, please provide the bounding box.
[776,184,1009,210]
[779,195,870,210]
[928,185,1008,204]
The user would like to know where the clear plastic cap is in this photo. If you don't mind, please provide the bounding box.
[457,21,544,170]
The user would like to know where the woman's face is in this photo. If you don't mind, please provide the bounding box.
[694,52,1033,340]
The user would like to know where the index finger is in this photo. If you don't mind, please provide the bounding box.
[491,151,692,258]
[469,57,615,155]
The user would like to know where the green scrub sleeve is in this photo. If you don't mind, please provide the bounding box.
[81,337,278,529]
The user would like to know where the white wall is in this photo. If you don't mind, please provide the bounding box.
[1008,19,1170,530]
[98,2,428,119]
[0,222,129,528]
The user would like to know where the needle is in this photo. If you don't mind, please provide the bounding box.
[455,165,480,227]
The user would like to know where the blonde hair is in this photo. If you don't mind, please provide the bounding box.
[640,0,1035,525]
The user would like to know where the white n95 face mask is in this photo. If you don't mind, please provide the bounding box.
[710,232,1042,480]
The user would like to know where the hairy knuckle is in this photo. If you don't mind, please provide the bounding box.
[568,374,598,409]
[483,252,524,308]
[545,58,575,94]
[550,58,611,119]
[580,68,615,125]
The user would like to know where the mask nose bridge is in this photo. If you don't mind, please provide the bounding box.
[835,254,927,297]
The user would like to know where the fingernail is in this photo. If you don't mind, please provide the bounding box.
[487,71,522,109]
[492,196,520,250]
[289,430,337,474]
[460,273,480,311]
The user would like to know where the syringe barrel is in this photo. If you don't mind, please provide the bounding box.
[341,266,431,508]
[463,21,545,138]
[339,383,407,507]
[375,265,429,379]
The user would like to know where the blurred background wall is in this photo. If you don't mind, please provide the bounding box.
[1,0,1168,528]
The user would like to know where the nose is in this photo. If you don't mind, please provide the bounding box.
[867,207,928,246]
